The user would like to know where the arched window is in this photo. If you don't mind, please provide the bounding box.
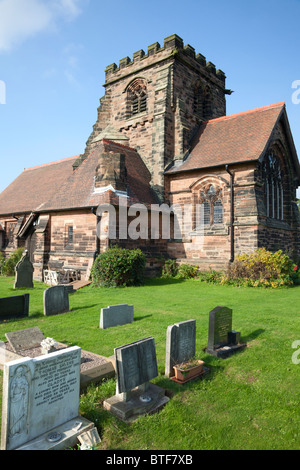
[262,152,283,220]
[199,184,223,226]
[127,78,147,117]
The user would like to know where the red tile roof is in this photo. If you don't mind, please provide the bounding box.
[0,141,157,216]
[166,101,293,174]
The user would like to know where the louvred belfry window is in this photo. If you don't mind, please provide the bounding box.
[127,79,147,117]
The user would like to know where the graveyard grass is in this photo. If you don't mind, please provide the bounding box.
[0,276,299,450]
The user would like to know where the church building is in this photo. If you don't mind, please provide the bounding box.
[0,34,299,281]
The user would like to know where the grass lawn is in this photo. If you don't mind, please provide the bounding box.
[0,275,299,450]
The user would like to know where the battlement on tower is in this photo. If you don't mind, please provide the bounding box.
[104,34,226,86]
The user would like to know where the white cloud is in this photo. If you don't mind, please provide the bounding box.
[0,0,85,53]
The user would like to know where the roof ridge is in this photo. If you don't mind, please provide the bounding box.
[203,101,285,125]
[24,155,79,172]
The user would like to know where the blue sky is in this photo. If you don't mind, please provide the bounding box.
[0,0,300,196]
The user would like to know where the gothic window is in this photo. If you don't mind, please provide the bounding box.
[262,152,283,220]
[199,184,223,226]
[127,79,147,117]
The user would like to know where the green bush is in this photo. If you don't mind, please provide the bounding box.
[176,264,199,279]
[162,260,199,279]
[0,251,5,274]
[91,246,146,287]
[1,247,24,276]
[161,259,178,278]
[221,248,297,288]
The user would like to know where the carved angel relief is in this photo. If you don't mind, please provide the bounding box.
[9,365,29,439]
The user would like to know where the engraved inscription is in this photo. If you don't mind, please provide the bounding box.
[214,308,232,346]
[32,351,80,408]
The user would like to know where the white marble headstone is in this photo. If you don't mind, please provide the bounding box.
[1,346,81,450]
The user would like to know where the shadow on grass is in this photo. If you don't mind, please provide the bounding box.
[156,363,224,397]
[134,315,152,322]
[243,328,265,343]
[70,304,100,312]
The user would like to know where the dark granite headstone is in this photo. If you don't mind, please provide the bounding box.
[103,337,169,422]
[115,337,158,394]
[205,306,246,358]
[0,294,29,320]
[43,286,70,316]
[14,251,34,289]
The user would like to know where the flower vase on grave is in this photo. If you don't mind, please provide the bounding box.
[40,338,57,355]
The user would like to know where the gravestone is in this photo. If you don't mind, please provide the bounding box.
[1,346,96,450]
[100,304,134,329]
[5,327,45,354]
[103,337,169,422]
[0,294,29,321]
[205,306,247,358]
[43,285,70,316]
[14,251,34,289]
[165,320,196,377]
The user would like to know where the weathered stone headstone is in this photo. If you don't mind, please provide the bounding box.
[205,306,246,358]
[5,327,45,354]
[14,251,34,289]
[0,294,29,321]
[103,337,169,422]
[165,320,196,377]
[1,346,95,450]
[100,304,134,329]
[43,285,69,316]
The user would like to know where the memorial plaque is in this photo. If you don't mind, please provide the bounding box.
[115,337,158,394]
[0,294,29,320]
[165,320,196,377]
[5,327,45,354]
[1,346,81,450]
[208,306,232,350]
[100,304,134,329]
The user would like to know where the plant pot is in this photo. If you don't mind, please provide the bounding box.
[173,360,205,383]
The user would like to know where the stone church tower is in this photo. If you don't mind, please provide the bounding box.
[75,34,230,200]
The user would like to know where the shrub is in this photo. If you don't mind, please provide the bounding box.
[223,248,297,288]
[1,247,24,276]
[198,268,223,284]
[161,259,178,278]
[162,260,199,279]
[0,251,5,274]
[176,264,199,279]
[91,246,146,287]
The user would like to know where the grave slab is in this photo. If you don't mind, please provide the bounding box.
[104,337,169,422]
[165,319,196,377]
[14,251,34,289]
[43,285,70,316]
[100,304,134,329]
[0,294,29,321]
